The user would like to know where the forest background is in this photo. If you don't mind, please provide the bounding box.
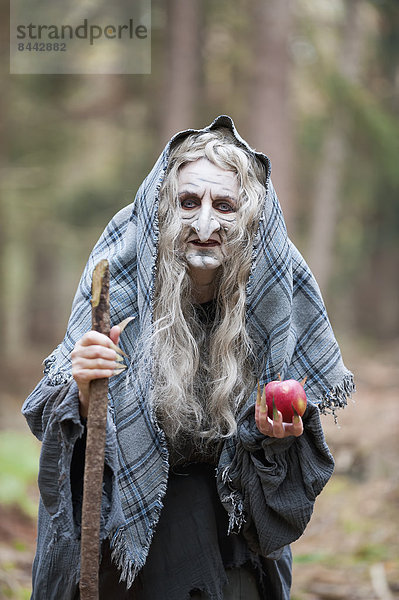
[1,0,398,598]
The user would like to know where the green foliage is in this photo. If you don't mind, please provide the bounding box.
[354,543,390,563]
[293,552,330,565]
[329,73,399,187]
[0,431,40,517]
[0,576,31,600]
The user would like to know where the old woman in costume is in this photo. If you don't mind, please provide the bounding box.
[23,116,354,599]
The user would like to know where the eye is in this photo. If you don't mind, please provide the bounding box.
[180,197,199,210]
[215,201,236,213]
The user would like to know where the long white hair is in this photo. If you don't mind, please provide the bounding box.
[151,128,266,448]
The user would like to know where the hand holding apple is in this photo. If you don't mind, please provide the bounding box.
[264,376,307,423]
[254,375,306,438]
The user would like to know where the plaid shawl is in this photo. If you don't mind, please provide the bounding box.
[25,115,354,588]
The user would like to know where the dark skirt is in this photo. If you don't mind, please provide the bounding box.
[95,463,292,599]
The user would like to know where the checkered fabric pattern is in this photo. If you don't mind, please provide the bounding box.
[23,115,354,590]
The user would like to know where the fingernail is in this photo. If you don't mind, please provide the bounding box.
[260,385,267,412]
[292,403,300,424]
[115,354,124,363]
[116,316,136,333]
[272,397,279,421]
[109,341,128,357]
[256,381,261,406]
[300,375,307,387]
[113,365,127,375]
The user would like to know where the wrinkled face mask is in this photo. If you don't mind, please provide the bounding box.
[177,158,239,272]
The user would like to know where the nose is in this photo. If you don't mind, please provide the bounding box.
[192,205,220,241]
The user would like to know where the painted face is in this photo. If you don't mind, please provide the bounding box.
[177,158,239,274]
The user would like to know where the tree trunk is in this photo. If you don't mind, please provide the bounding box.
[28,227,60,347]
[0,0,10,358]
[306,0,365,292]
[247,0,296,234]
[1,195,30,358]
[160,0,201,141]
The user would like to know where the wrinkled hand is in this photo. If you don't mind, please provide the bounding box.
[71,325,125,418]
[255,383,304,438]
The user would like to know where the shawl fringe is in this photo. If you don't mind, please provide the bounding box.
[110,474,169,589]
[317,371,355,422]
[43,353,72,386]
[110,419,169,589]
[220,466,245,534]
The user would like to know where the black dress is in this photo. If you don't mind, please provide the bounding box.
[98,462,265,600]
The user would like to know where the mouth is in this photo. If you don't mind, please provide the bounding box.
[189,239,221,247]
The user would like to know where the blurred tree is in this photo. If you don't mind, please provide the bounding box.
[27,225,60,346]
[0,0,7,356]
[160,0,202,142]
[348,0,399,338]
[298,0,399,339]
[307,0,365,292]
[200,0,252,124]
[247,0,297,234]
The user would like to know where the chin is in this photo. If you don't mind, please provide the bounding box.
[187,258,221,270]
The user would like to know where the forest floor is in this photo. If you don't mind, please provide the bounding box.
[0,342,398,600]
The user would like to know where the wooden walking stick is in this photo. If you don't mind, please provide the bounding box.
[79,259,110,600]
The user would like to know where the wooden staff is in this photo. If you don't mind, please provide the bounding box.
[79,259,110,600]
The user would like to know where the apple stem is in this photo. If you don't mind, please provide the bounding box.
[277,373,282,381]
[300,375,308,388]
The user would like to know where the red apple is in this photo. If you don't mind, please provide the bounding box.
[264,376,307,423]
